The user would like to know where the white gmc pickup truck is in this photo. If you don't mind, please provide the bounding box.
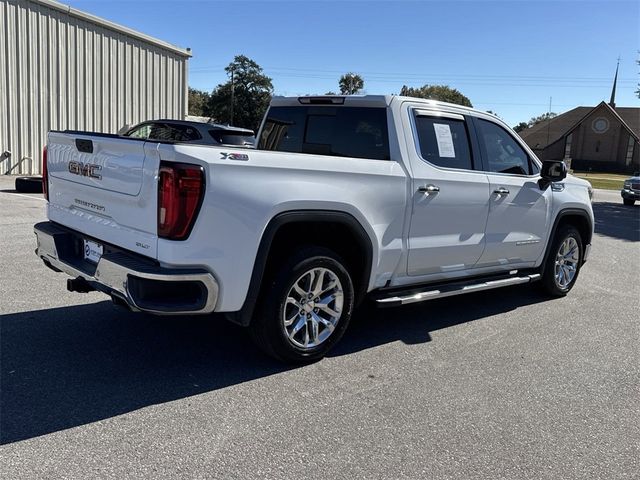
[35,95,594,362]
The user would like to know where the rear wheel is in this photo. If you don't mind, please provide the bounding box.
[249,246,354,363]
[540,225,583,296]
[623,198,635,206]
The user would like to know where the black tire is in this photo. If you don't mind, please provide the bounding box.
[15,176,43,193]
[249,246,355,363]
[623,198,635,206]
[540,225,583,297]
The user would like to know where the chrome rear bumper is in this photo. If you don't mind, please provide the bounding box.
[34,222,218,315]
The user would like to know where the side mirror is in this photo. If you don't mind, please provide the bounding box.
[540,160,567,187]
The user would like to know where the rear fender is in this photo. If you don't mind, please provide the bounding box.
[227,210,373,326]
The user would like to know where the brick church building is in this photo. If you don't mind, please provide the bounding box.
[518,67,639,174]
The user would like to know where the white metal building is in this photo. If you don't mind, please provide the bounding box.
[0,0,191,174]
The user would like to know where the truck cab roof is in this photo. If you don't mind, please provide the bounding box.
[270,95,478,115]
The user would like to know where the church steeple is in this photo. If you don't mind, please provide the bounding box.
[609,58,619,109]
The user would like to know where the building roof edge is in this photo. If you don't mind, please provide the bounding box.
[28,0,192,57]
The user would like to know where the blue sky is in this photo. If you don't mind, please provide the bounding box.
[67,0,639,126]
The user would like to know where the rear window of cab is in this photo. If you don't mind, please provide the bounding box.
[258,106,390,160]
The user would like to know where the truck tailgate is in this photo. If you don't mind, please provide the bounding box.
[46,132,160,258]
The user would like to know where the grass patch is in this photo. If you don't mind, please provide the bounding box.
[577,178,624,190]
[572,171,628,190]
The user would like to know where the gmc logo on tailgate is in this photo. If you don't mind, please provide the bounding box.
[68,161,102,180]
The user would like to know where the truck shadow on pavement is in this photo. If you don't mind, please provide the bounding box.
[1,286,547,445]
[592,201,640,242]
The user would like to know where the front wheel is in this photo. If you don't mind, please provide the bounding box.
[249,247,355,363]
[540,225,583,296]
[623,198,635,206]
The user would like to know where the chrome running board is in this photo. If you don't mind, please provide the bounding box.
[376,273,541,307]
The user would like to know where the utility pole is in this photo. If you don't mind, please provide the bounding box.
[230,67,235,125]
[546,96,552,146]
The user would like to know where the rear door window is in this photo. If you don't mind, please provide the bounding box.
[148,123,202,142]
[125,124,151,139]
[125,123,201,142]
[176,125,202,141]
[258,106,390,160]
[413,115,474,170]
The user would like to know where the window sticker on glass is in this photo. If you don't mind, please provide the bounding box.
[433,123,456,158]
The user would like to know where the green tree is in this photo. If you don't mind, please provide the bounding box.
[513,122,529,133]
[339,73,364,95]
[513,112,558,133]
[528,112,557,127]
[188,88,211,116]
[400,84,473,107]
[208,55,273,131]
[512,113,557,133]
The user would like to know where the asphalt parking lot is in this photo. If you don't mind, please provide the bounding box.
[1,176,638,479]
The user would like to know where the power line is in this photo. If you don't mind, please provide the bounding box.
[191,70,634,88]
[189,64,636,83]
[189,69,634,89]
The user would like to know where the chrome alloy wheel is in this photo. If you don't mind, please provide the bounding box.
[282,267,344,349]
[554,237,579,289]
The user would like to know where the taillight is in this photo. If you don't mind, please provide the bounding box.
[157,162,205,240]
[42,146,49,201]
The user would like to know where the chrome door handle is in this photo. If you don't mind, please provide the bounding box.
[418,184,440,194]
[493,187,510,196]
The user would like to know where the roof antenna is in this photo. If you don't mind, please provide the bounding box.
[610,56,620,109]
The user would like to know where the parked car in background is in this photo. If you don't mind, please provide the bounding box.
[121,120,255,147]
[621,173,640,206]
